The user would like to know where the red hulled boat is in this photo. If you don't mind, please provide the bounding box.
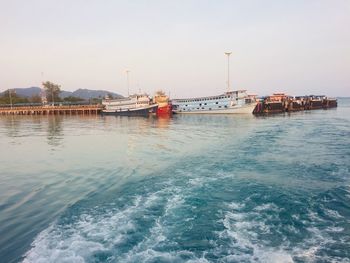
[154,91,172,116]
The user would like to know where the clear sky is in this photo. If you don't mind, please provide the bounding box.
[1,0,349,97]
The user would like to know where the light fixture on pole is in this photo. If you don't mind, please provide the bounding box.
[225,52,232,92]
[126,70,130,96]
[9,89,13,109]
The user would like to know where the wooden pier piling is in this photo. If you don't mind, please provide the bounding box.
[0,105,104,116]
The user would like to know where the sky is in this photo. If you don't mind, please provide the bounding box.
[1,0,349,97]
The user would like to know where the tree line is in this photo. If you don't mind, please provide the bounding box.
[0,81,101,105]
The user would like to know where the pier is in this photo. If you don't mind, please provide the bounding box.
[0,105,103,115]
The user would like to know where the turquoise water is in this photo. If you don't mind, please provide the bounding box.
[0,99,349,263]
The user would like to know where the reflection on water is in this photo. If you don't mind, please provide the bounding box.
[47,116,63,148]
[1,116,21,140]
[155,115,172,129]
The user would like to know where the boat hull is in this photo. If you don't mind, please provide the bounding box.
[157,104,172,116]
[173,102,257,114]
[102,105,158,116]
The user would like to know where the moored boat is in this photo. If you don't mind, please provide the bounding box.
[253,94,338,114]
[153,91,172,116]
[102,94,158,116]
[171,90,257,114]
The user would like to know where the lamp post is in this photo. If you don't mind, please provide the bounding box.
[41,72,46,105]
[9,89,13,109]
[51,87,54,106]
[126,70,130,96]
[225,52,232,92]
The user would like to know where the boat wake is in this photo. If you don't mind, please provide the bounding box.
[22,171,350,262]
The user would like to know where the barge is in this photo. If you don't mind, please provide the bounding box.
[253,94,338,114]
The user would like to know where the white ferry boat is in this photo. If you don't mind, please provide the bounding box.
[172,90,257,114]
[102,94,158,116]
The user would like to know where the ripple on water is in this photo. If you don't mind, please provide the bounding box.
[22,171,350,263]
[1,101,350,263]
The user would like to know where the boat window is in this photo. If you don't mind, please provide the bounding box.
[225,105,228,108]
[204,103,207,105]
[209,108,212,110]
[218,106,222,108]
[216,102,218,104]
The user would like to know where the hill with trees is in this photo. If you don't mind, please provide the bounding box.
[0,86,123,105]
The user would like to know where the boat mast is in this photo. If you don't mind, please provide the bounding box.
[225,52,232,92]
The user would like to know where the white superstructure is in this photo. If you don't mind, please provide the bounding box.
[172,90,257,114]
[102,94,157,115]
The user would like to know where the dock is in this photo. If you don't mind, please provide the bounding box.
[0,105,103,115]
[253,94,337,114]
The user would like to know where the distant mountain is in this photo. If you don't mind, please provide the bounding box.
[59,90,73,98]
[1,87,123,100]
[12,87,42,97]
[64,89,123,100]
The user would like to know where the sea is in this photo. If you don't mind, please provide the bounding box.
[0,99,349,263]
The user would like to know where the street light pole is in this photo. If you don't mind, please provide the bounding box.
[225,52,232,92]
[126,70,130,97]
[51,87,54,106]
[9,89,13,109]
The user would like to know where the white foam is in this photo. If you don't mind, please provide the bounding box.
[324,208,343,219]
[326,226,344,233]
[23,224,105,263]
[186,257,211,263]
[23,191,165,262]
[292,225,339,262]
[23,183,190,263]
[188,177,205,187]
[254,203,281,212]
[217,201,321,263]
[23,182,348,262]
[120,192,185,261]
[122,248,202,263]
[227,202,245,210]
